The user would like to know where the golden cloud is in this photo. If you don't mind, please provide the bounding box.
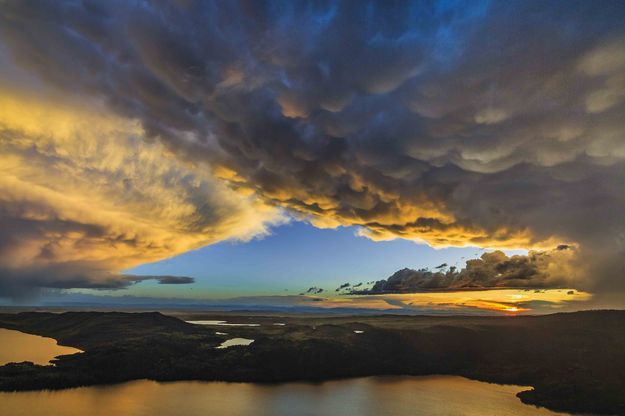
[0,89,285,294]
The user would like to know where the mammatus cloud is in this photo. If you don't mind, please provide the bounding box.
[1,1,625,296]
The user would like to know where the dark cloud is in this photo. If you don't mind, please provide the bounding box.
[360,249,576,294]
[305,287,324,294]
[123,275,195,285]
[0,266,196,301]
[1,0,625,295]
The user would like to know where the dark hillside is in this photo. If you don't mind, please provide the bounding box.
[1,310,624,415]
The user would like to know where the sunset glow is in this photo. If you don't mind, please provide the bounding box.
[1,2,624,415]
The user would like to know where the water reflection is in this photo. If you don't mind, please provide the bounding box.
[0,328,82,365]
[0,376,574,416]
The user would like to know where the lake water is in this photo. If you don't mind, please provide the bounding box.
[0,327,575,415]
[215,338,254,349]
[0,328,82,365]
[186,320,261,327]
[0,376,574,416]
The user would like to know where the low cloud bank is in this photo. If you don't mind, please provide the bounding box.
[357,247,578,294]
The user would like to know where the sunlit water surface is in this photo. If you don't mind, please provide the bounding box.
[0,328,82,365]
[215,338,254,349]
[0,376,576,416]
[186,320,261,327]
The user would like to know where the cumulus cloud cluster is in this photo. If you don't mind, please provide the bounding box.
[362,247,578,293]
[1,0,625,296]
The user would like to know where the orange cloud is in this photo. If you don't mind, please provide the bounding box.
[0,89,285,295]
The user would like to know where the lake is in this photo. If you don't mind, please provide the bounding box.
[0,327,575,415]
[0,328,82,365]
[215,337,255,349]
[0,376,575,416]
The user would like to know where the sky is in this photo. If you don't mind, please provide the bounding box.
[0,0,624,314]
[126,221,525,297]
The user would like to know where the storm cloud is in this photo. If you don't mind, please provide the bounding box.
[1,1,625,295]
